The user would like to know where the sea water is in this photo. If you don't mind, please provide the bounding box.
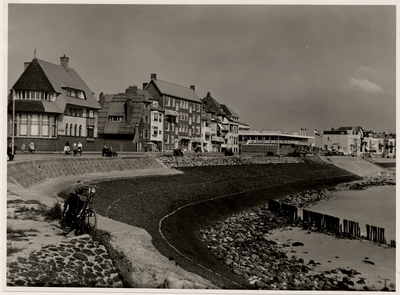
[306,186,396,241]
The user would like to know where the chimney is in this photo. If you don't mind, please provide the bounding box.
[207,92,211,97]
[60,54,69,70]
[24,62,31,71]
[126,95,132,125]
[151,73,157,80]
[126,86,138,94]
[143,82,148,89]
[190,85,195,92]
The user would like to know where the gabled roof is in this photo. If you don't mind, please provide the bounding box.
[202,93,225,116]
[12,58,101,111]
[150,79,201,103]
[220,104,239,118]
[97,93,148,135]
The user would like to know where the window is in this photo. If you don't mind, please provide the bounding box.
[189,117,192,125]
[66,124,69,136]
[87,126,94,138]
[171,123,174,131]
[165,134,169,144]
[159,130,162,135]
[74,125,77,136]
[166,97,170,107]
[172,98,175,107]
[196,126,200,134]
[109,116,122,122]
[197,115,200,124]
[144,115,149,123]
[159,114,162,122]
[171,135,174,143]
[88,109,94,118]
[166,122,170,131]
[51,116,56,137]
[42,115,49,137]
[152,126,158,136]
[30,114,39,136]
[154,113,158,121]
[20,114,28,136]
[144,129,149,139]
[189,105,192,113]
[79,125,82,137]
[70,124,73,136]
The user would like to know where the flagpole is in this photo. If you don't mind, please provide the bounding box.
[11,89,15,155]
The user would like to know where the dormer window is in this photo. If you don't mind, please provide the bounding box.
[66,88,86,99]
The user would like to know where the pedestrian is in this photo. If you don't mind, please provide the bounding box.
[77,142,83,156]
[72,142,78,156]
[21,143,26,153]
[29,141,35,153]
[64,141,70,155]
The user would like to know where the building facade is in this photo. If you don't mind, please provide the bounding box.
[7,55,101,151]
[144,74,202,152]
[239,129,313,155]
[97,86,152,152]
[201,92,240,153]
[323,126,363,155]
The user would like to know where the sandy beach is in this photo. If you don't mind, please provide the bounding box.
[267,226,396,291]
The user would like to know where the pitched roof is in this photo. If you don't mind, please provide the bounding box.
[220,104,239,118]
[97,93,147,135]
[12,58,101,112]
[151,79,201,103]
[202,93,225,116]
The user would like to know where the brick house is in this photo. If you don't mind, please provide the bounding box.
[98,86,152,152]
[144,74,202,152]
[7,55,101,152]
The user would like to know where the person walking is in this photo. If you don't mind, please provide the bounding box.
[29,141,35,153]
[77,142,83,156]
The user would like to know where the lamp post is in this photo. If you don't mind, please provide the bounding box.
[11,89,15,155]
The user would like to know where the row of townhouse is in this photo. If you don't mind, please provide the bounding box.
[7,55,244,153]
[322,126,396,157]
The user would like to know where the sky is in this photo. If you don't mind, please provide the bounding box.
[5,2,397,135]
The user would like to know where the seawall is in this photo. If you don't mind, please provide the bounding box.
[7,156,167,188]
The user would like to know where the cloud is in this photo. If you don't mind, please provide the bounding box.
[340,78,384,93]
[355,66,376,76]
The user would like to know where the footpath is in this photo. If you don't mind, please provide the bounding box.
[5,153,217,290]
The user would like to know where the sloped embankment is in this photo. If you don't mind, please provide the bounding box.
[7,157,167,188]
[322,157,384,177]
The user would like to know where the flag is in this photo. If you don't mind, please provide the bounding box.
[314,129,323,137]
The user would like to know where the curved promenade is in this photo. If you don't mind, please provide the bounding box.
[6,153,374,289]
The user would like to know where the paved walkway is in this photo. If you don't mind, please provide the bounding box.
[5,157,190,288]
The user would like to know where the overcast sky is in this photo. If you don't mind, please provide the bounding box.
[6,3,397,134]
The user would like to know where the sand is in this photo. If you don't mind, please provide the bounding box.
[267,226,396,291]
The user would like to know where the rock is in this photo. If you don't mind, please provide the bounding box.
[292,242,304,247]
[363,259,375,265]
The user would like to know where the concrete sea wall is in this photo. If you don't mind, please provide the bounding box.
[7,157,166,188]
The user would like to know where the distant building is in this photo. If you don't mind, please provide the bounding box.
[144,74,202,152]
[98,86,152,152]
[362,131,396,158]
[201,92,240,153]
[323,126,363,155]
[7,55,101,151]
[239,129,313,155]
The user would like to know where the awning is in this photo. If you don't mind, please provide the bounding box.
[218,124,229,131]
[191,137,202,143]
[211,135,225,143]
[165,109,179,117]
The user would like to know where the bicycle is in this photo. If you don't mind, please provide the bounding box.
[61,181,98,236]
